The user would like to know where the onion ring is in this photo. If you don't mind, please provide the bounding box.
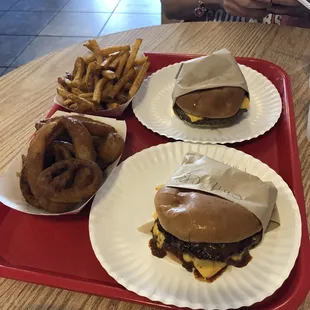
[20,167,42,209]
[25,116,97,212]
[47,141,75,162]
[73,167,94,188]
[36,159,103,203]
[20,166,77,213]
[35,115,116,138]
[60,117,96,161]
[93,132,124,165]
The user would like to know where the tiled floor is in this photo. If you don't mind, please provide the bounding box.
[0,0,161,76]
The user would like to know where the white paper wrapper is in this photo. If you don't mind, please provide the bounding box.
[138,151,280,235]
[165,152,279,233]
[172,49,249,105]
[0,111,127,216]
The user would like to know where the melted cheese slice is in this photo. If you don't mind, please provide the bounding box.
[241,97,250,110]
[185,113,204,123]
[152,222,226,279]
[152,222,165,248]
[183,253,226,279]
[155,184,165,191]
[184,97,250,123]
[152,220,246,279]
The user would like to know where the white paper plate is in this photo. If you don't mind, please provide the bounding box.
[0,111,127,216]
[132,64,282,144]
[89,142,301,310]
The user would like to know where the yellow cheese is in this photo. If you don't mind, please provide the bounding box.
[152,212,158,220]
[152,222,165,248]
[185,97,250,123]
[183,253,226,279]
[241,97,250,110]
[155,184,165,191]
[152,222,227,278]
[185,113,204,123]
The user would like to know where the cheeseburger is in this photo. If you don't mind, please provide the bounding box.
[172,49,250,128]
[150,187,262,282]
[173,87,249,128]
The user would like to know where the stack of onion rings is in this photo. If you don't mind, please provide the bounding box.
[20,115,124,213]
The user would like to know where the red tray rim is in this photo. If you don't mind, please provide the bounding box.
[1,53,309,310]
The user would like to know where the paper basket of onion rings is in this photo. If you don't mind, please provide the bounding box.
[0,111,126,216]
[54,38,149,117]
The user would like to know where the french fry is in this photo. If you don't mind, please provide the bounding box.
[71,87,83,95]
[94,75,100,86]
[67,93,94,111]
[71,57,85,87]
[57,77,70,91]
[93,78,108,103]
[79,92,93,99]
[63,99,74,106]
[58,40,146,112]
[129,61,150,98]
[124,82,132,90]
[109,56,121,69]
[57,87,70,98]
[67,102,79,111]
[133,68,140,79]
[134,56,148,67]
[84,61,97,90]
[100,45,130,57]
[100,52,119,69]
[115,52,129,79]
[116,92,128,104]
[101,82,113,101]
[84,45,130,64]
[84,53,95,65]
[124,38,142,74]
[84,39,103,70]
[108,68,135,99]
[102,70,116,80]
[107,102,120,110]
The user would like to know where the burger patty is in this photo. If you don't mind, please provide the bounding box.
[173,104,247,128]
[152,219,262,262]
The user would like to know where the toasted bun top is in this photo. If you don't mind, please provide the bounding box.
[175,87,246,119]
[154,187,262,243]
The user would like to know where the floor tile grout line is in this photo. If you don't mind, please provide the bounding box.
[6,0,72,68]
[0,34,92,38]
[96,0,122,37]
[6,35,37,68]
[7,10,124,14]
[35,0,72,38]
[7,0,22,11]
[96,13,113,37]
[0,11,160,15]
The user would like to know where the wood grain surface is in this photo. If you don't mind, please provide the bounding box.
[0,22,309,310]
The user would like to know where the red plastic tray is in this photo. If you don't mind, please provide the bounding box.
[0,53,309,310]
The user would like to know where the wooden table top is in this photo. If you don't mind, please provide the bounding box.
[0,22,309,310]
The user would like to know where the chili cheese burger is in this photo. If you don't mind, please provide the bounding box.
[149,186,262,282]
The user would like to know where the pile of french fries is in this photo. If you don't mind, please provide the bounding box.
[57,38,149,113]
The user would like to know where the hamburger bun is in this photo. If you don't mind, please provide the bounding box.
[154,186,262,243]
[174,87,248,128]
